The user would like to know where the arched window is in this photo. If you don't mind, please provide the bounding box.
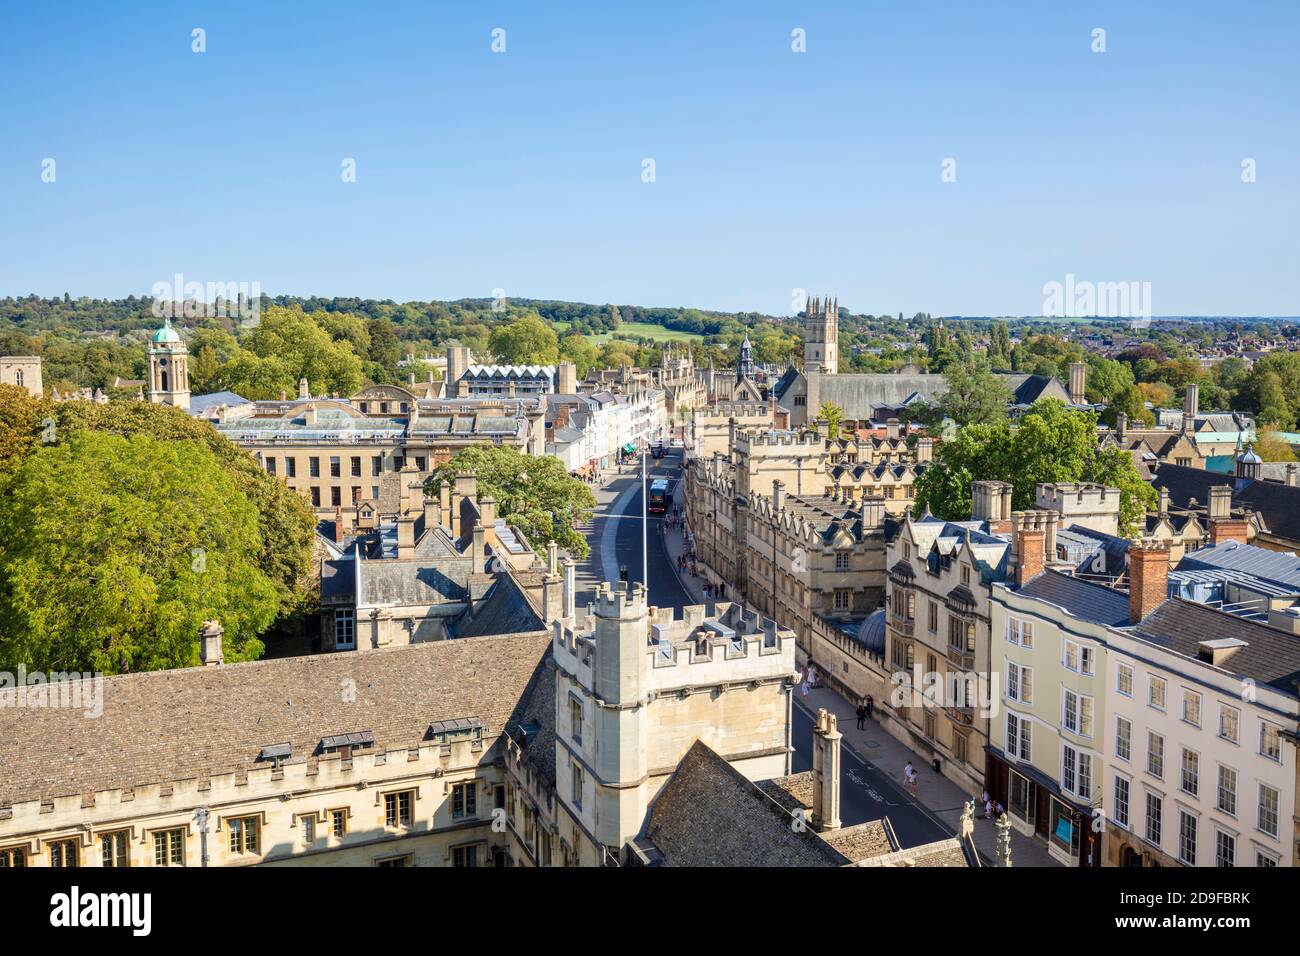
[14,370,23,387]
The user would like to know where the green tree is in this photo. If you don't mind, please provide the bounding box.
[1084,356,1135,405]
[1253,427,1297,462]
[558,333,600,378]
[913,399,1156,537]
[222,306,365,398]
[488,314,559,365]
[0,431,280,673]
[1254,369,1294,430]
[816,401,852,438]
[914,354,1012,429]
[49,400,317,610]
[428,445,597,558]
[1100,385,1155,427]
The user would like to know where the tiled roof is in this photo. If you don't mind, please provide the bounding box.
[0,631,554,805]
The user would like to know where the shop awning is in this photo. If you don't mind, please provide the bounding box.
[622,443,636,454]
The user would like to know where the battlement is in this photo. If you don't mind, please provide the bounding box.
[738,429,824,450]
[594,580,647,620]
[1035,482,1120,512]
[0,731,492,838]
[696,402,771,419]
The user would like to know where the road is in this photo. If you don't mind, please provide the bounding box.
[577,450,957,851]
[575,448,691,610]
[790,701,951,847]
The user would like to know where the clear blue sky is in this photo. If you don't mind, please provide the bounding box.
[1,1,1296,316]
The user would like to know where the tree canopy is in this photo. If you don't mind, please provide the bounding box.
[912,399,1157,537]
[0,397,318,611]
[0,431,280,674]
[488,313,560,365]
[427,444,597,558]
[912,354,1012,430]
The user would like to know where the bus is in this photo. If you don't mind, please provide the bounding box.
[647,478,671,514]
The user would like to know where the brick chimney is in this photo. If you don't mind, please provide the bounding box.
[333,506,345,544]
[1210,518,1249,546]
[1015,530,1045,585]
[1128,540,1170,624]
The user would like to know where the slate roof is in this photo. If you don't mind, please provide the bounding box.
[1132,599,1300,694]
[0,631,555,805]
[1152,462,1300,542]
[1016,570,1132,626]
[189,390,249,417]
[454,576,545,639]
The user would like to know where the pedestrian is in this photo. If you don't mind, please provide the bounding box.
[800,668,810,697]
[903,761,914,791]
[864,694,874,719]
[906,764,918,797]
[856,701,867,730]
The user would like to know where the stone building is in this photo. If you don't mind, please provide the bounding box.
[0,571,964,867]
[0,355,42,397]
[880,494,1019,795]
[319,467,544,651]
[209,394,545,517]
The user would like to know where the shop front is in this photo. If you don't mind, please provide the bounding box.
[986,746,1101,867]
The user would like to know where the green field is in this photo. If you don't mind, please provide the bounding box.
[553,320,704,343]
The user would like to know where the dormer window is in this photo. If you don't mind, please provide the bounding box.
[319,731,375,758]
[427,717,484,746]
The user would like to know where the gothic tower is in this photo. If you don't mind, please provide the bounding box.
[803,295,839,375]
[147,317,191,410]
[736,332,755,382]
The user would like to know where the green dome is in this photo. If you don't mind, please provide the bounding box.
[152,318,181,344]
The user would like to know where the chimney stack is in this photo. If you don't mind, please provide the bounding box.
[199,621,224,667]
[298,377,309,399]
[333,506,345,544]
[557,362,578,395]
[1208,484,1232,520]
[397,512,417,559]
[1210,518,1249,547]
[1128,540,1170,624]
[773,479,787,512]
[1069,361,1087,405]
[1182,383,1199,431]
[1288,463,1298,487]
[886,418,900,440]
[1015,529,1045,585]
[916,436,934,463]
[1115,411,1127,441]
[811,708,842,832]
[1158,487,1170,517]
